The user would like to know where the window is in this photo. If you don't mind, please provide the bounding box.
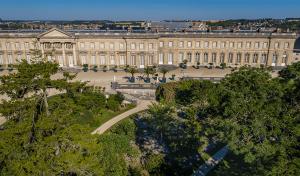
[187,41,192,48]
[100,43,105,49]
[255,42,260,49]
[17,54,22,62]
[8,54,13,64]
[229,42,234,48]
[253,53,258,63]
[238,42,242,48]
[131,55,136,65]
[148,55,154,65]
[282,53,288,65]
[245,53,250,63]
[140,55,145,67]
[220,53,225,63]
[213,42,217,48]
[168,53,173,64]
[81,55,86,65]
[80,42,85,49]
[275,42,280,49]
[246,42,251,48]
[168,41,173,47]
[131,43,136,50]
[228,53,233,63]
[195,53,200,63]
[159,42,164,48]
[187,53,192,62]
[68,55,74,67]
[139,43,144,50]
[25,42,29,49]
[260,54,266,64]
[58,55,63,66]
[53,42,62,49]
[221,42,226,48]
[179,53,184,63]
[6,42,11,50]
[0,54,3,64]
[120,55,125,65]
[196,42,200,48]
[237,53,242,64]
[90,42,95,49]
[212,53,217,63]
[272,54,278,65]
[110,55,115,65]
[15,42,20,50]
[100,55,106,65]
[91,55,96,65]
[109,43,114,50]
[149,43,153,49]
[204,41,209,48]
[263,42,268,48]
[120,43,125,49]
[204,53,208,63]
[179,41,184,48]
[284,42,289,49]
[159,53,164,64]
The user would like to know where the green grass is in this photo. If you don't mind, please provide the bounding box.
[74,103,136,131]
[93,104,136,129]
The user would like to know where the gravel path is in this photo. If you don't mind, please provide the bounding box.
[192,145,229,176]
[92,100,153,135]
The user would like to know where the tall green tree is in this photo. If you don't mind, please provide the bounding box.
[0,49,72,143]
[210,66,299,175]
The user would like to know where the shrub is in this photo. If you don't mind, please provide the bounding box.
[93,65,98,72]
[83,64,89,72]
[107,98,120,111]
[144,153,164,174]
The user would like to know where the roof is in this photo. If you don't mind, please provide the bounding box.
[0,28,297,39]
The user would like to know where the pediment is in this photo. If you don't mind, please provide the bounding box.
[38,28,73,38]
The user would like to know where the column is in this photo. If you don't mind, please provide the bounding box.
[73,43,77,66]
[41,43,45,58]
[62,43,66,66]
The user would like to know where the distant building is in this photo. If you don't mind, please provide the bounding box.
[149,21,192,31]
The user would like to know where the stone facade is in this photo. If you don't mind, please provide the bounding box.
[0,28,298,68]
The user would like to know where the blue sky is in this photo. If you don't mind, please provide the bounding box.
[0,0,299,20]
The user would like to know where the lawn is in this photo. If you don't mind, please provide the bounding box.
[74,102,136,131]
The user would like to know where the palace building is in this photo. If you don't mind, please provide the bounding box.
[0,28,298,69]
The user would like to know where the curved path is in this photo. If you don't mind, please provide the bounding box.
[192,145,229,176]
[92,100,153,135]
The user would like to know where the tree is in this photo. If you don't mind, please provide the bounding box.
[0,49,72,144]
[143,66,154,82]
[127,67,138,82]
[209,66,299,175]
[159,67,169,83]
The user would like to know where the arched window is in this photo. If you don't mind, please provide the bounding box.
[245,53,250,63]
[204,53,208,63]
[187,53,192,62]
[168,53,173,65]
[220,53,225,63]
[228,53,233,63]
[272,54,278,65]
[282,52,288,65]
[195,52,200,63]
[237,53,242,63]
[212,53,217,63]
[260,54,266,64]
